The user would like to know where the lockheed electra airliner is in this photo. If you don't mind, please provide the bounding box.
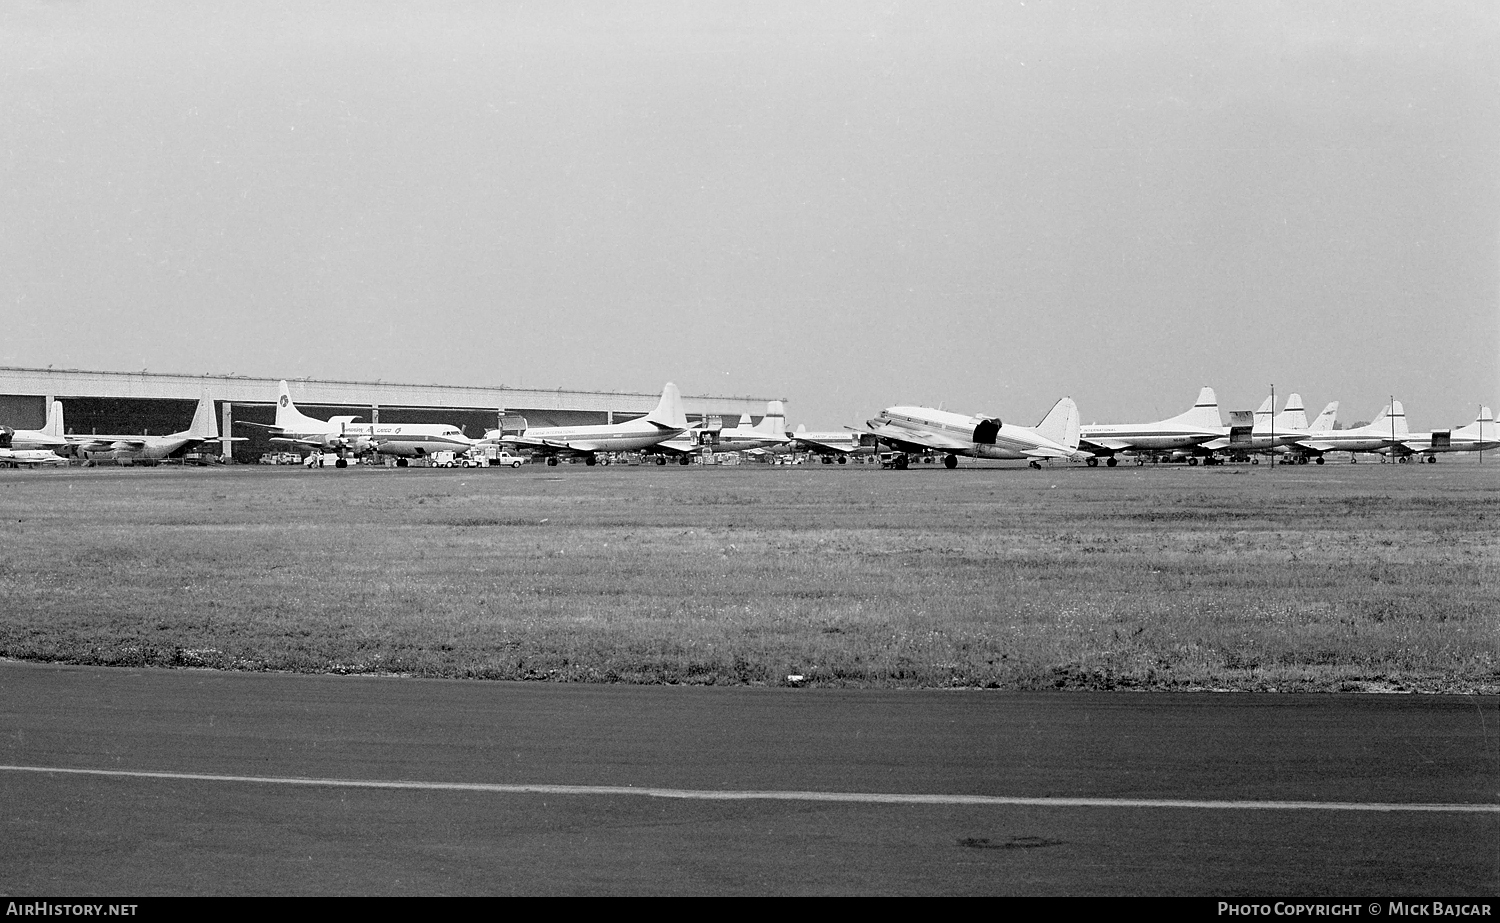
[238,381,474,466]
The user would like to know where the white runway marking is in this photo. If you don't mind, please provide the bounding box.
[3,764,1496,813]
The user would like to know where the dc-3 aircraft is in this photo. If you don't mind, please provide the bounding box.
[1384,406,1497,462]
[786,424,879,463]
[1204,393,1339,463]
[62,394,238,463]
[0,400,70,466]
[481,382,689,466]
[238,381,473,467]
[1078,387,1251,466]
[1282,400,1406,463]
[852,397,1082,469]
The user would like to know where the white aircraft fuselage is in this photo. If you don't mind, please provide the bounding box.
[483,382,690,465]
[1391,407,1497,458]
[0,446,68,467]
[2,401,69,452]
[274,422,473,458]
[243,382,472,460]
[867,404,1077,461]
[1292,402,1406,457]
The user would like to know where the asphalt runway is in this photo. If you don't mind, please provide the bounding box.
[1,661,1495,895]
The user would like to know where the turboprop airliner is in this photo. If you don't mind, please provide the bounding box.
[1203,393,1338,461]
[0,414,68,467]
[1,401,69,452]
[1078,387,1245,466]
[63,394,237,463]
[787,425,879,463]
[238,381,473,467]
[852,397,1082,469]
[1285,400,1406,462]
[714,401,791,453]
[1386,406,1497,462]
[482,382,689,466]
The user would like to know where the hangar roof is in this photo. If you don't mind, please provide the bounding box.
[0,366,780,418]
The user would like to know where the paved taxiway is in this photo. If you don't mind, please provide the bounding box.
[2,661,1495,895]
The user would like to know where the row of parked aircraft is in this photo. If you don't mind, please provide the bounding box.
[853,388,1498,469]
[2,380,1495,469]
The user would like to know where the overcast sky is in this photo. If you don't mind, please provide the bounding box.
[3,1,1496,429]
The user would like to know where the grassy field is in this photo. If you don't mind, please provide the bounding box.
[1,459,1496,691]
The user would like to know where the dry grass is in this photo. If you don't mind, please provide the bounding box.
[1,460,1496,691]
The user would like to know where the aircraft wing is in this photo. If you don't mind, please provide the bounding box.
[792,435,854,455]
[67,435,146,450]
[1298,441,1336,454]
[1079,437,1132,453]
[1020,446,1076,460]
[269,436,338,450]
[848,424,970,455]
[501,436,597,455]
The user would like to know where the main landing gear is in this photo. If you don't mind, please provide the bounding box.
[943,455,958,469]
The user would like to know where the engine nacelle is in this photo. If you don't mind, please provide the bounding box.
[971,417,1002,445]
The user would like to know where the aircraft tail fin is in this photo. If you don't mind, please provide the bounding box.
[755,401,786,437]
[1308,402,1338,433]
[273,380,330,432]
[1168,386,1222,429]
[1033,397,1081,451]
[1252,395,1274,431]
[274,381,300,430]
[1274,394,1308,432]
[187,393,219,440]
[644,382,688,431]
[1452,407,1494,439]
[1369,400,1408,437]
[43,400,64,437]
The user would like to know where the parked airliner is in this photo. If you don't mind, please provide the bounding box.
[483,382,689,466]
[1078,387,1245,466]
[1204,393,1338,461]
[854,397,1081,469]
[1285,400,1406,462]
[1,401,69,452]
[238,381,473,467]
[1388,406,1497,462]
[63,394,236,462]
[787,425,878,463]
[0,411,68,467]
[714,402,791,453]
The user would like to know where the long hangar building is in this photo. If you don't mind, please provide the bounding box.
[0,367,780,462]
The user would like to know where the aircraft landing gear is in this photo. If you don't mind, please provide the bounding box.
[585,456,597,466]
[547,456,560,466]
[1086,457,1098,467]
[943,455,958,469]
[1106,457,1118,467]
[836,455,847,464]
[1028,460,1041,469]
